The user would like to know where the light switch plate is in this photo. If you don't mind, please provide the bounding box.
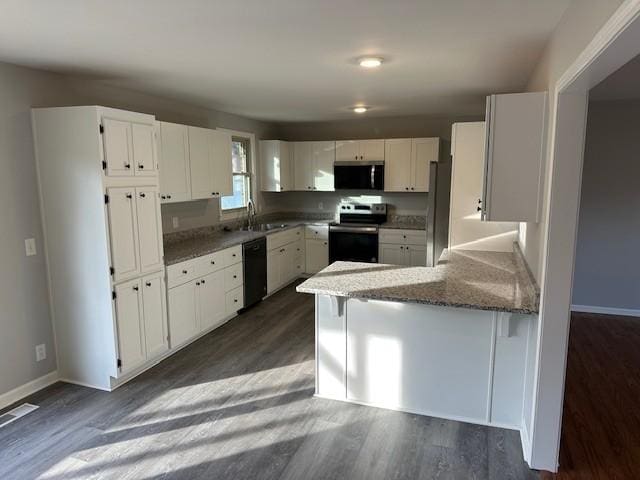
[25,238,37,256]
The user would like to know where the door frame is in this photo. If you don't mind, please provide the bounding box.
[530,0,640,471]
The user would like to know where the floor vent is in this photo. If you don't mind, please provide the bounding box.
[0,403,39,428]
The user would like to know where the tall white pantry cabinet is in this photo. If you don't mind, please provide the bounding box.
[32,106,168,391]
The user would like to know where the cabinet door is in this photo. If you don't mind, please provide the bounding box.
[135,186,164,274]
[312,141,335,191]
[280,141,293,191]
[412,138,439,192]
[188,126,216,200]
[406,245,427,267]
[305,239,329,274]
[280,244,296,285]
[267,247,282,294]
[384,139,412,192]
[212,130,233,197]
[198,270,226,332]
[260,140,279,192]
[141,272,168,359]
[379,243,406,266]
[158,122,191,203]
[335,140,360,162]
[115,279,146,374]
[107,187,140,282]
[360,139,385,162]
[225,286,244,315]
[131,122,157,176]
[168,281,198,348]
[293,142,313,190]
[103,118,133,177]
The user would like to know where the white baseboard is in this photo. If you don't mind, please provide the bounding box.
[0,371,59,411]
[571,304,640,318]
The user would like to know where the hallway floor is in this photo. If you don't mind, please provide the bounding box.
[542,312,640,480]
[0,282,535,479]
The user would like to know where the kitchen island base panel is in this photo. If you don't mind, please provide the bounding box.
[315,294,535,432]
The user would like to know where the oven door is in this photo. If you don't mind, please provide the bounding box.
[329,226,379,263]
[334,164,384,190]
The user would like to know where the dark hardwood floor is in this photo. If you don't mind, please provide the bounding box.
[0,282,535,480]
[542,312,640,480]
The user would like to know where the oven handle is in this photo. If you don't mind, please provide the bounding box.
[330,226,378,234]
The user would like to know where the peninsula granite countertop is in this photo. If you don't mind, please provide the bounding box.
[164,219,332,266]
[296,248,539,314]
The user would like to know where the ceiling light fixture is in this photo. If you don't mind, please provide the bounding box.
[353,106,368,114]
[358,57,383,68]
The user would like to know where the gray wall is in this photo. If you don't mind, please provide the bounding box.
[0,60,276,398]
[572,100,640,310]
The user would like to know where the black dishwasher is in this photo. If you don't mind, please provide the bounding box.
[242,237,267,309]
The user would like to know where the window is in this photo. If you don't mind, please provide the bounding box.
[221,136,252,210]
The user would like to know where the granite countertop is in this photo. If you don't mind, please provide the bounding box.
[380,221,426,231]
[164,219,332,266]
[296,248,539,314]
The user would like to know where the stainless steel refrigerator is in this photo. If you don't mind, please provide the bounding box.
[426,157,452,267]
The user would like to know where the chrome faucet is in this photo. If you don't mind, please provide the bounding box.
[246,199,257,229]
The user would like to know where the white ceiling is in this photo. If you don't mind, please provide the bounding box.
[590,53,640,101]
[0,0,570,122]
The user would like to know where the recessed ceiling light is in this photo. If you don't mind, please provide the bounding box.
[353,106,368,114]
[358,57,383,68]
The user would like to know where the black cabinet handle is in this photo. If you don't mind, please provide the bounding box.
[125,163,131,169]
[232,253,236,257]
[234,299,238,303]
[196,281,200,286]
[140,193,146,198]
[161,195,166,200]
[167,195,172,199]
[410,187,414,190]
[182,270,188,274]
[139,164,144,169]
[405,187,409,191]
[201,279,206,284]
[400,246,404,250]
[212,192,216,196]
[126,193,132,199]
[477,206,482,212]
[146,282,152,287]
[211,260,215,265]
[133,285,139,291]
[233,275,237,279]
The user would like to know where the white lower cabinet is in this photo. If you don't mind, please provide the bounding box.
[378,228,427,267]
[168,280,199,348]
[167,245,244,350]
[305,239,329,274]
[267,227,306,294]
[115,270,169,375]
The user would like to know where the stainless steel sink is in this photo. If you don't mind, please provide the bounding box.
[240,223,288,232]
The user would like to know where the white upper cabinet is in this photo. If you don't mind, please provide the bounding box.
[312,141,336,191]
[335,139,384,162]
[158,121,190,203]
[482,92,546,222]
[384,139,412,191]
[188,126,217,200]
[135,186,164,273]
[211,130,233,197]
[385,138,439,192]
[293,141,335,191]
[131,123,157,176]
[260,140,293,192]
[107,187,140,282]
[102,117,157,178]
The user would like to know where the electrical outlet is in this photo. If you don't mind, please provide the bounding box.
[172,217,179,229]
[35,344,46,362]
[318,202,324,210]
[25,238,37,256]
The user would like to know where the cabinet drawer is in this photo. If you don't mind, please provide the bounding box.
[167,260,199,288]
[225,286,244,314]
[196,250,225,277]
[221,245,242,267]
[379,228,427,246]
[305,224,329,240]
[224,263,243,292]
[267,227,301,250]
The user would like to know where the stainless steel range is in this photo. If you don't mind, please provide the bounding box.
[329,202,387,263]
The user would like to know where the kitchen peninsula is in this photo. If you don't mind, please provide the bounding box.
[296,247,540,436]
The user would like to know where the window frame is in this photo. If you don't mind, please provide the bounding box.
[218,129,257,221]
